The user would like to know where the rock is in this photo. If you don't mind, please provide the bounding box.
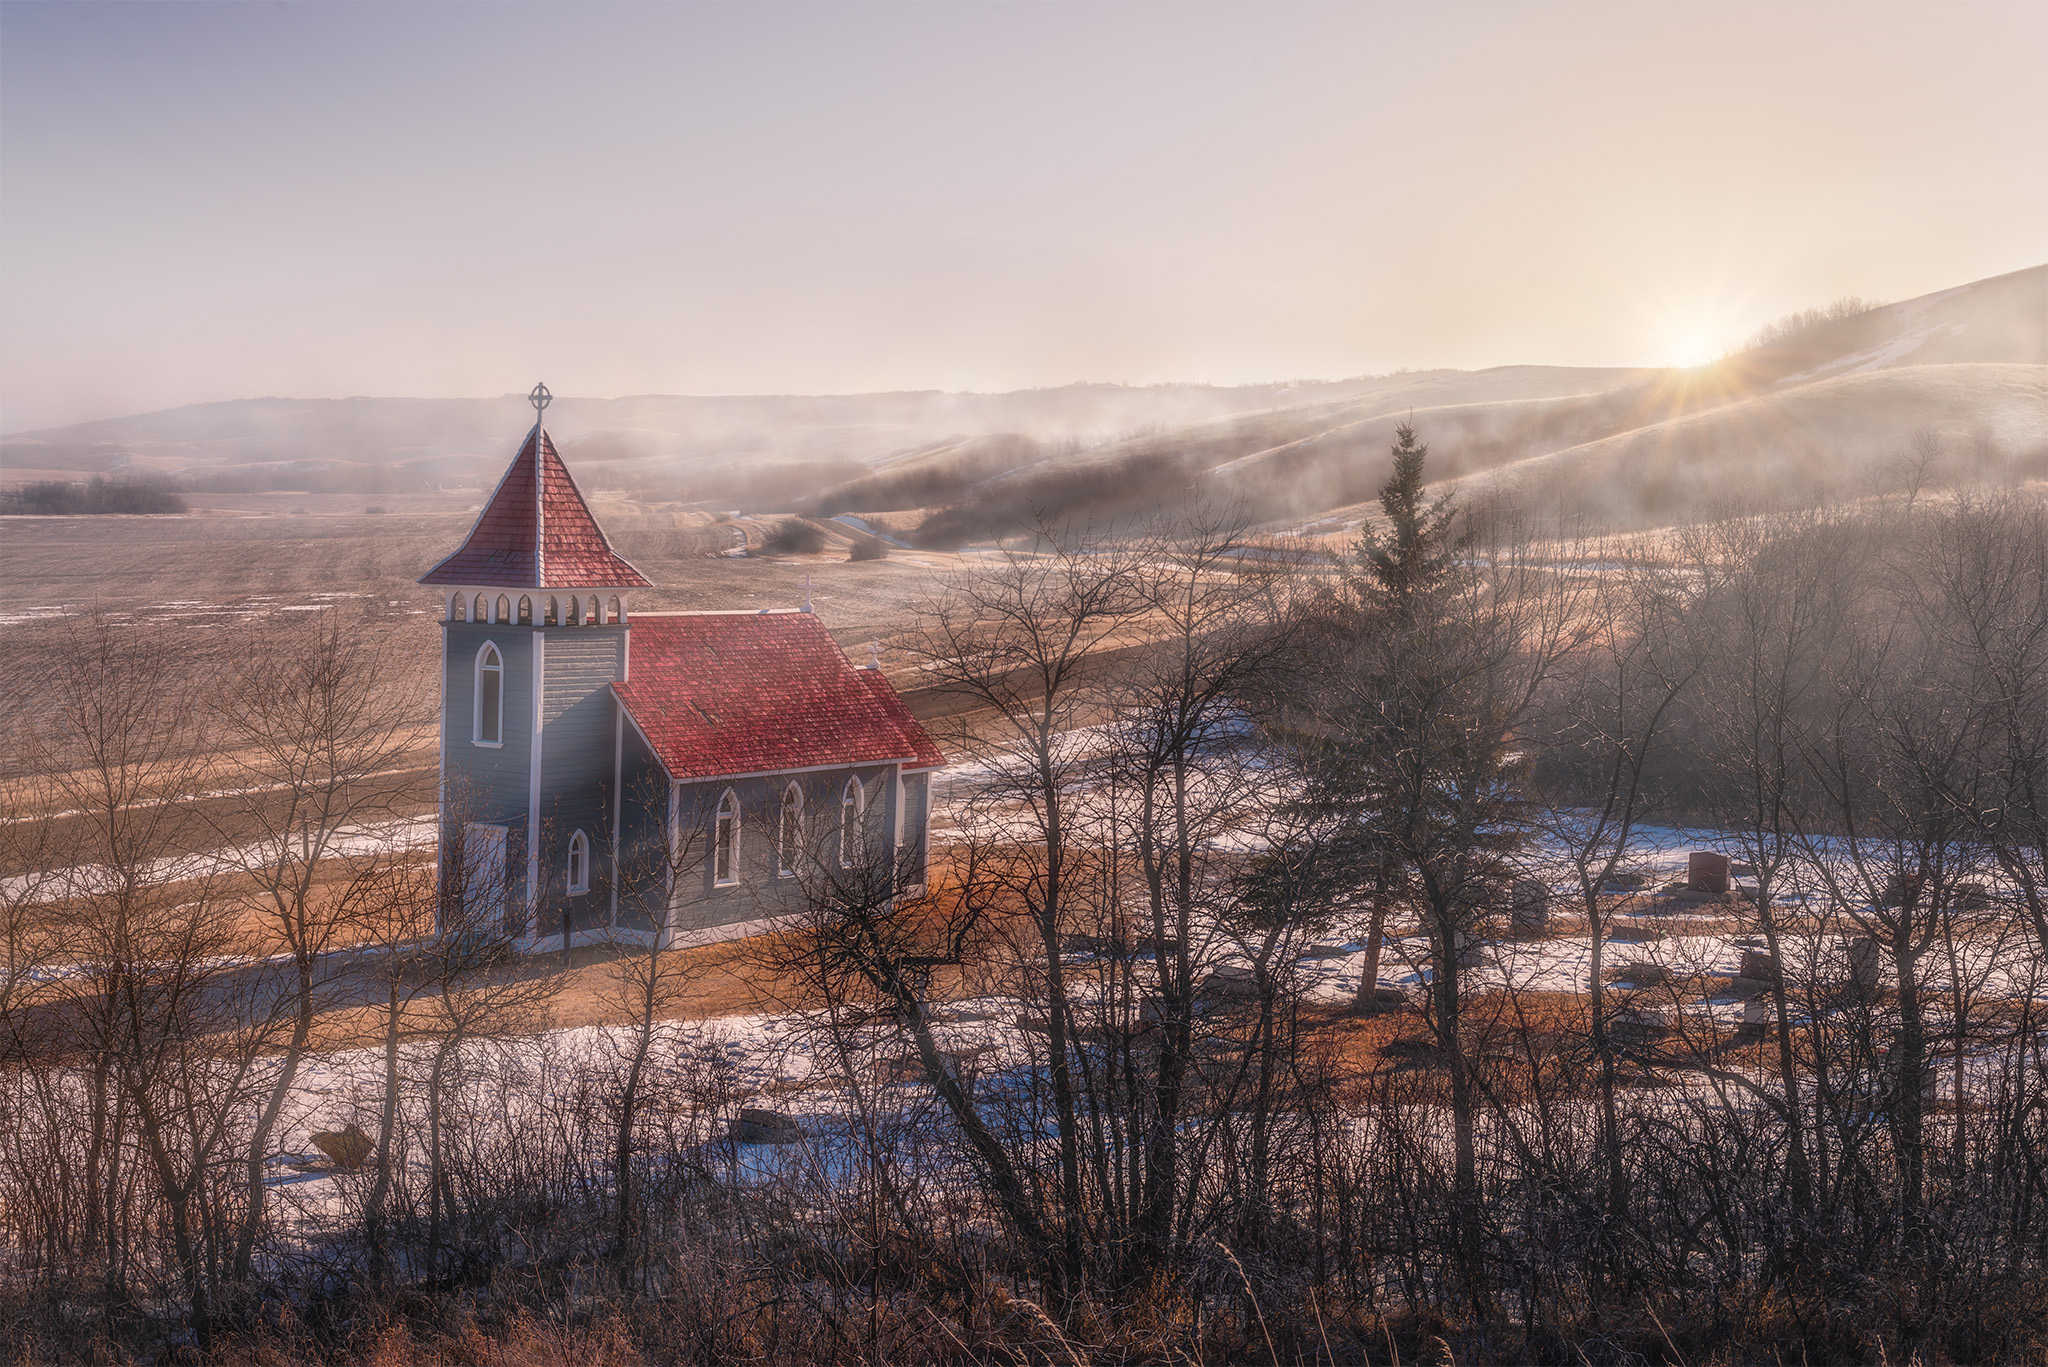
[1602,870,1650,891]
[1660,883,1736,905]
[1610,1007,1671,1046]
[1608,961,1671,987]
[1059,932,1122,958]
[1198,964,1260,1000]
[729,1108,803,1145]
[310,1124,374,1170]
[875,1047,989,1085]
[1365,984,1410,1011]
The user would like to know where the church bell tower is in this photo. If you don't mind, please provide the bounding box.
[419,384,652,940]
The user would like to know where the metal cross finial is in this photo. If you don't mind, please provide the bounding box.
[528,382,552,422]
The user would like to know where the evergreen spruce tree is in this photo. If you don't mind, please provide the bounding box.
[1354,421,1459,617]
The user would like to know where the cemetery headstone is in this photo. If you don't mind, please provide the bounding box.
[1687,851,1731,893]
[1511,878,1550,936]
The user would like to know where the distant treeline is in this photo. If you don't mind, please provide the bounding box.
[1743,295,1888,354]
[180,463,415,496]
[0,475,186,515]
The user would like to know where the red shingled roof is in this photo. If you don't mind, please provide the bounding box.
[614,613,945,782]
[420,427,650,588]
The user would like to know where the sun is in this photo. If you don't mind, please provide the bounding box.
[1666,332,1720,369]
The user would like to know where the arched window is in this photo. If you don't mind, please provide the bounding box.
[778,783,803,877]
[451,594,466,622]
[713,790,740,886]
[566,596,581,626]
[566,829,590,895]
[495,595,510,624]
[472,593,486,623]
[839,777,865,869]
[543,596,558,626]
[588,596,602,625]
[474,643,503,746]
[607,595,623,624]
[518,596,533,625]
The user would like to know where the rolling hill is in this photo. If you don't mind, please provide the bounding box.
[4,265,2041,537]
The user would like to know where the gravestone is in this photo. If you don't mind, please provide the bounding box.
[1687,851,1731,894]
[1737,997,1774,1037]
[1954,882,1992,912]
[1738,948,1779,983]
[1511,879,1550,937]
[1881,873,1923,910]
[1847,936,1882,991]
[1453,929,1487,971]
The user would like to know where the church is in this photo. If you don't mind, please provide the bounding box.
[419,385,944,949]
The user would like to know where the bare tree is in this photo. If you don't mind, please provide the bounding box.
[1529,542,1701,1263]
[208,611,429,1281]
[19,614,284,1347]
[902,518,1147,1289]
[599,774,711,1288]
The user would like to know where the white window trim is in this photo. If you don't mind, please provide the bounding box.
[567,829,590,896]
[839,777,864,869]
[713,789,741,887]
[778,783,802,878]
[473,641,505,748]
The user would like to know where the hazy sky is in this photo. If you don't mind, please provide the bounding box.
[2,1,2043,433]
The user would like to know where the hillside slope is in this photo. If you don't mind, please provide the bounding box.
[5,266,2040,535]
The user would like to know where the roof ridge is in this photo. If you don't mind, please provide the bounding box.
[533,424,546,585]
[631,608,815,618]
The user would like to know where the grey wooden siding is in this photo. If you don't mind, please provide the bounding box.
[614,724,668,932]
[670,765,896,933]
[531,628,629,934]
[443,624,535,825]
[442,623,536,914]
[902,771,930,883]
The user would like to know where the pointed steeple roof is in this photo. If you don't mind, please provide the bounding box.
[420,425,651,589]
